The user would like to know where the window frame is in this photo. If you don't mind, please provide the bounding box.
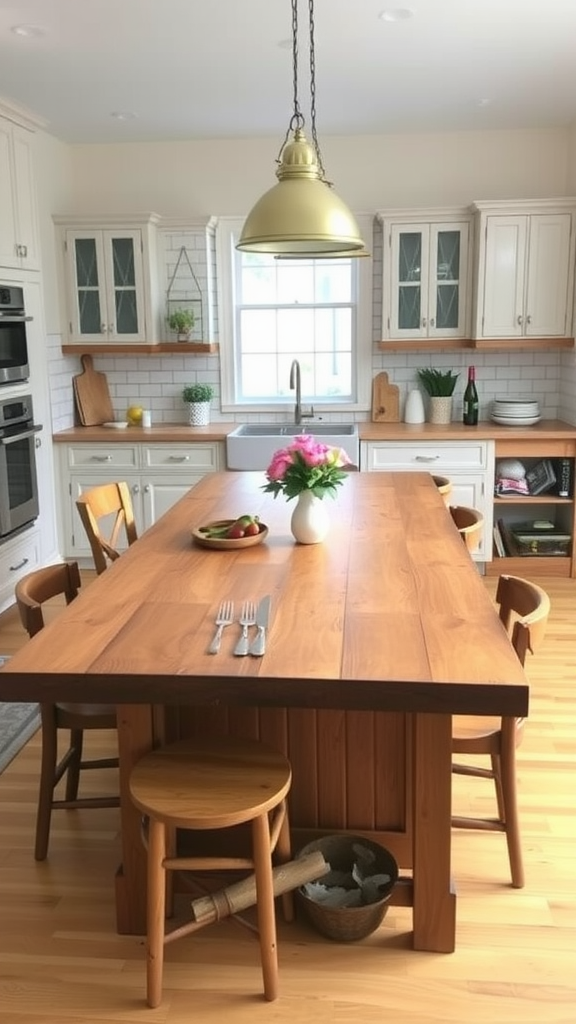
[216,215,373,415]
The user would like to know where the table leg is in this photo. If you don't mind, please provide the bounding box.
[412,712,456,953]
[115,703,155,935]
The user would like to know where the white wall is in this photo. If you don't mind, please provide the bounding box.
[33,124,576,427]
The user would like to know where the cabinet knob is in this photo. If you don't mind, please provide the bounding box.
[144,484,150,493]
[526,314,532,325]
[100,324,107,333]
[429,318,435,328]
[421,317,427,327]
[517,314,523,325]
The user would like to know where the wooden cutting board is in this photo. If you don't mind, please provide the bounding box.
[73,354,114,426]
[371,372,400,422]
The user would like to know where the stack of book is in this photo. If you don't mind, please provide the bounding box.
[494,519,571,557]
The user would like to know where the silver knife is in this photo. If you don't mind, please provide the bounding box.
[249,595,271,657]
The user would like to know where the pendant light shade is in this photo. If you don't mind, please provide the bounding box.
[237,0,366,257]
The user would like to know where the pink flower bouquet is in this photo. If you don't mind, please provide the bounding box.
[263,434,352,501]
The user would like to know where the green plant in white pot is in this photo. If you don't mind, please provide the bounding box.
[417,368,459,424]
[182,383,215,426]
[168,308,195,341]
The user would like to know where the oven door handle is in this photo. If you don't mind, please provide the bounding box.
[0,424,43,445]
[0,313,33,322]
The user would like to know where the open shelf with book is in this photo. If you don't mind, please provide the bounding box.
[487,440,576,578]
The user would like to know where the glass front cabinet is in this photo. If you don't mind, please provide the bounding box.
[54,214,161,345]
[378,209,473,341]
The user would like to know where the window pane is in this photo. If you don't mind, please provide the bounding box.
[436,284,459,329]
[398,285,420,329]
[240,353,280,398]
[277,309,315,353]
[277,264,314,304]
[115,290,138,334]
[436,231,460,282]
[78,290,101,334]
[111,238,136,287]
[314,351,352,397]
[240,309,277,354]
[75,239,99,288]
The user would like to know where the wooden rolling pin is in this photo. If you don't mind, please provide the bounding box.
[190,850,329,925]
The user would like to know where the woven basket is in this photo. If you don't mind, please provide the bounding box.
[295,835,398,942]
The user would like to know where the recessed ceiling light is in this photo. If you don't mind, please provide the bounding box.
[11,24,46,38]
[110,111,138,121]
[379,8,414,22]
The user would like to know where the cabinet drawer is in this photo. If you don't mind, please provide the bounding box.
[363,441,489,472]
[142,443,222,472]
[0,527,41,606]
[66,445,139,469]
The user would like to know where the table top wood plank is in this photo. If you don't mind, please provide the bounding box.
[0,472,528,717]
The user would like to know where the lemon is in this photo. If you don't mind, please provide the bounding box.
[126,405,143,426]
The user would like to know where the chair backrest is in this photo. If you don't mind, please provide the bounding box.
[432,475,452,506]
[76,481,138,575]
[449,505,484,552]
[15,561,82,638]
[495,574,550,666]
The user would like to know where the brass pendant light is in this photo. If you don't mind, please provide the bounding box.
[237,0,366,256]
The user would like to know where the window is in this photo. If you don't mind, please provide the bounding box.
[217,217,372,413]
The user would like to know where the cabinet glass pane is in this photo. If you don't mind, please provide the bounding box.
[436,231,460,282]
[111,238,136,287]
[398,233,421,282]
[435,232,460,330]
[436,285,459,330]
[74,239,102,335]
[115,291,138,334]
[111,237,138,334]
[74,239,99,287]
[399,286,421,330]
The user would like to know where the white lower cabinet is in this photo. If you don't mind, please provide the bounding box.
[360,440,495,561]
[58,441,224,562]
[0,526,41,615]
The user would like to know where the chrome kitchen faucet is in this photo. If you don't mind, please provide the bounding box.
[289,359,314,426]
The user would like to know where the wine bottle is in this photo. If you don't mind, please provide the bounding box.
[463,366,479,426]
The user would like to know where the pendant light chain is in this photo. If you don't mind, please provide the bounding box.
[308,0,329,185]
[277,0,304,163]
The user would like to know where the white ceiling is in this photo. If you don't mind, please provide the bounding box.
[0,0,575,145]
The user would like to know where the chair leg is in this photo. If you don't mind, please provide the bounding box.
[500,731,524,889]
[64,729,84,801]
[491,753,506,823]
[274,801,294,923]
[146,818,167,1009]
[35,712,58,861]
[252,812,279,1002]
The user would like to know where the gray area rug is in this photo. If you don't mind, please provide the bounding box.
[0,657,40,773]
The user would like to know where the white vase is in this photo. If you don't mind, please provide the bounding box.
[188,401,210,426]
[404,389,426,424]
[290,491,330,545]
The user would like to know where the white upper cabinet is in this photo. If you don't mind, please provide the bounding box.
[377,209,472,341]
[0,116,40,271]
[472,200,576,340]
[54,214,162,345]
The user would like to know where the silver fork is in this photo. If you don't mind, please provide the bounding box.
[233,600,257,657]
[208,600,234,655]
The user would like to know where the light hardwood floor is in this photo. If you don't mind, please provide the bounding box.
[0,574,574,1023]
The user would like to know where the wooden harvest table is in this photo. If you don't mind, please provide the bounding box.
[0,471,528,952]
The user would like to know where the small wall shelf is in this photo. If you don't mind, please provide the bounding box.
[62,343,219,355]
[376,338,575,351]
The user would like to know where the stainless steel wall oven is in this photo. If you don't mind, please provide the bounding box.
[0,285,31,385]
[0,395,42,540]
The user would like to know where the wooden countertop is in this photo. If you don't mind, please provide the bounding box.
[0,471,527,717]
[53,420,576,444]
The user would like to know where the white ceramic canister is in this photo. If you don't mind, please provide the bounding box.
[404,389,426,424]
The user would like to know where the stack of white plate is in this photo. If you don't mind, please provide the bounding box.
[491,398,541,427]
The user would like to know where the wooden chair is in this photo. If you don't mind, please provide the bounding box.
[14,561,119,861]
[449,504,484,553]
[452,574,550,887]
[432,474,452,505]
[75,481,138,575]
[129,735,293,1008]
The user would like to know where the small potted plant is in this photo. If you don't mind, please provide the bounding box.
[168,308,195,341]
[182,382,215,426]
[417,368,459,424]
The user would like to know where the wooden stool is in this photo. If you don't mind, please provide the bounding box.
[129,736,293,1008]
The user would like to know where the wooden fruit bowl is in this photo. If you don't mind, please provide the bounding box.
[191,520,269,550]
